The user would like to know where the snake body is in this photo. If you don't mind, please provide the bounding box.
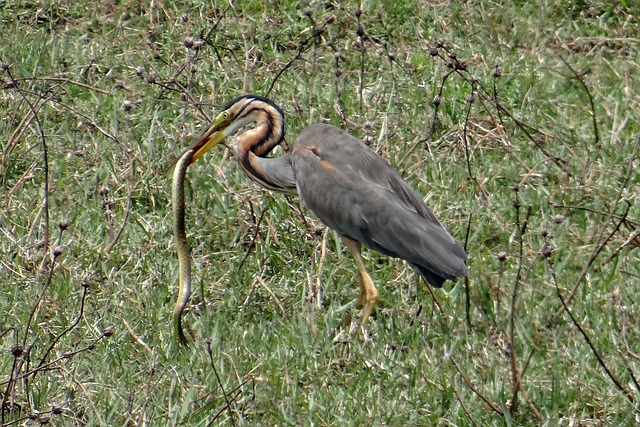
[172,148,194,345]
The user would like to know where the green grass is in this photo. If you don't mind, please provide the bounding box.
[1,0,639,425]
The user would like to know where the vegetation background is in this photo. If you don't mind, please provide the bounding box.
[1,0,638,425]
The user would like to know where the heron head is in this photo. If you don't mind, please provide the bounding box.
[187,110,233,164]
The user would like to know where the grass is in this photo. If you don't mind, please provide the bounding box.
[1,0,639,425]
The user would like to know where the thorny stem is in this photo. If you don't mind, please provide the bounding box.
[546,245,634,404]
[508,187,531,416]
[5,68,51,258]
[206,339,237,427]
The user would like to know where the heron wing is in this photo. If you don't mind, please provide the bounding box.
[291,124,467,287]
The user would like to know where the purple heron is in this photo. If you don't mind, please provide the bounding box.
[172,95,467,342]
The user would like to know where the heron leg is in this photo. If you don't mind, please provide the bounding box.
[341,236,378,326]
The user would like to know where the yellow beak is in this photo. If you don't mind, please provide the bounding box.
[172,112,230,166]
[187,125,226,164]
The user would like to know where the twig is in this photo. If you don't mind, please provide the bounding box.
[551,203,639,228]
[265,18,331,98]
[507,186,530,415]
[463,213,472,327]
[137,363,157,427]
[9,76,112,94]
[545,243,634,403]
[105,105,135,253]
[462,87,475,179]
[451,378,480,427]
[5,68,51,256]
[558,56,600,147]
[424,281,446,318]
[256,276,286,317]
[398,68,455,166]
[236,207,266,273]
[122,318,153,356]
[63,365,108,427]
[33,283,88,378]
[205,339,237,427]
[556,132,639,316]
[554,201,631,318]
[450,356,504,415]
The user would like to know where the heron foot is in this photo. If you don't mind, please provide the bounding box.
[357,271,378,327]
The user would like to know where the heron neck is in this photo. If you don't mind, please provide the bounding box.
[240,151,298,195]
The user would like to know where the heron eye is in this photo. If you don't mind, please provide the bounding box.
[222,112,230,120]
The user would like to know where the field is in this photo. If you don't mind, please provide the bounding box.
[1,1,639,425]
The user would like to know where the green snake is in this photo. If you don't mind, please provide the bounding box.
[171,147,194,345]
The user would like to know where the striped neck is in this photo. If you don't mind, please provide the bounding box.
[223,95,296,194]
[223,95,285,158]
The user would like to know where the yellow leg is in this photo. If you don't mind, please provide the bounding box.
[341,237,378,327]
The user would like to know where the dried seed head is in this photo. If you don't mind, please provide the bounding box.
[554,214,565,224]
[58,219,69,231]
[103,326,115,337]
[11,344,24,357]
[53,245,64,257]
[429,47,439,56]
[51,405,63,415]
[433,95,441,106]
[542,244,553,258]
[122,100,133,112]
[135,66,145,77]
[304,7,313,17]
[183,36,194,49]
[81,277,91,288]
[497,251,507,262]
[145,73,156,84]
[356,24,364,37]
[455,60,467,71]
[99,186,109,196]
[355,7,362,18]
[493,65,502,78]
[1,62,9,71]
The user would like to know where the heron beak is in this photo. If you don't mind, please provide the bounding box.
[188,126,226,164]
[177,112,229,164]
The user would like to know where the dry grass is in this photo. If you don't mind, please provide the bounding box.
[1,1,639,425]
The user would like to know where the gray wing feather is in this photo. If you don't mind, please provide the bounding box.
[291,124,467,287]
